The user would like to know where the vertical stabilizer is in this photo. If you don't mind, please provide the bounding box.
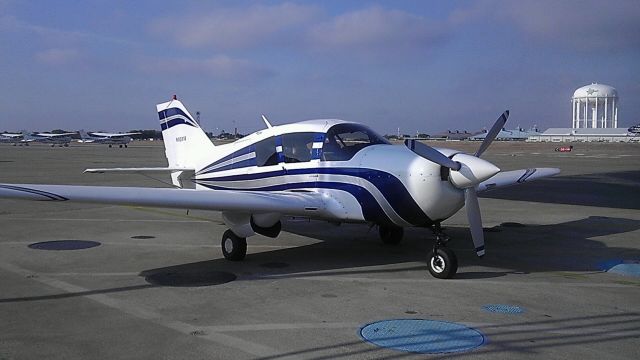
[156,96,216,172]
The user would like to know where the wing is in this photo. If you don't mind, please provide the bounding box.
[84,167,192,174]
[0,183,328,217]
[476,168,560,192]
[89,132,140,137]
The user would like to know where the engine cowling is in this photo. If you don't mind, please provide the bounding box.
[250,213,282,238]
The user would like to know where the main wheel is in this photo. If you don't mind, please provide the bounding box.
[427,247,458,279]
[379,225,404,245]
[221,230,247,261]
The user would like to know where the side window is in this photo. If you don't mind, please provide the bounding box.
[254,137,278,166]
[281,132,315,163]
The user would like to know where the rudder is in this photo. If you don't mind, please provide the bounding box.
[156,96,216,171]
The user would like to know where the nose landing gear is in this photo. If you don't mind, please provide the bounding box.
[427,223,458,279]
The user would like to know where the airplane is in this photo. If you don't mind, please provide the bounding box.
[0,132,31,146]
[29,132,77,147]
[78,131,141,148]
[0,96,560,279]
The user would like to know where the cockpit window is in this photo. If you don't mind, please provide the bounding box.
[322,123,390,161]
[282,132,315,163]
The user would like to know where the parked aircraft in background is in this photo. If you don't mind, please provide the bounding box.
[79,131,141,148]
[0,133,32,146]
[0,96,559,278]
[29,132,77,147]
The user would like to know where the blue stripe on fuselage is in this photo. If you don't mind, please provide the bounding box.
[196,167,432,226]
[198,181,395,226]
[198,145,257,175]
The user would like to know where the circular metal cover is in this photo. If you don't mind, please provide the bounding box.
[28,240,101,251]
[360,319,485,354]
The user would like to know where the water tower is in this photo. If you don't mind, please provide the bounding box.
[571,83,618,128]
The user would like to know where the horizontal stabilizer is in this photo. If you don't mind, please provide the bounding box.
[476,168,560,192]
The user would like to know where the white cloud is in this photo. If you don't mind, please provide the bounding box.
[35,48,82,66]
[141,55,274,80]
[307,7,448,53]
[149,3,319,49]
[454,0,640,51]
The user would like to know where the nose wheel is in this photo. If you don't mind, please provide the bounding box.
[427,224,458,279]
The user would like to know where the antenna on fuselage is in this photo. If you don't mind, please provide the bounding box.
[261,115,273,129]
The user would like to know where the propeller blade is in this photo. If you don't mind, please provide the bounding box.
[474,110,509,158]
[464,188,485,257]
[405,139,461,171]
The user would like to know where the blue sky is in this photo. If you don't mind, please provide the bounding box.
[1,0,639,134]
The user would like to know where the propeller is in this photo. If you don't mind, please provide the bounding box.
[404,139,461,170]
[405,110,509,257]
[475,110,508,157]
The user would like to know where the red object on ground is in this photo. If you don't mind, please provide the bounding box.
[555,146,573,152]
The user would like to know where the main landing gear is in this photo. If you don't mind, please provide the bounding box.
[427,223,458,279]
[221,230,247,261]
[379,225,404,245]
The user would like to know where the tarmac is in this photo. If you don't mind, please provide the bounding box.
[1,141,639,359]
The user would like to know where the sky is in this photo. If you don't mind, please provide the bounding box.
[1,0,639,135]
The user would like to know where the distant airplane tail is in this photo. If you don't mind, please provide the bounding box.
[156,96,216,171]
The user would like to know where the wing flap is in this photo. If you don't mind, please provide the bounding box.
[476,168,560,192]
[0,184,327,217]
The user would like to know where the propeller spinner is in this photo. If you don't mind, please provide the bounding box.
[405,110,509,257]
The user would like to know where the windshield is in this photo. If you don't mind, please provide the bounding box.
[322,123,390,161]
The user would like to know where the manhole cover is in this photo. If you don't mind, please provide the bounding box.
[606,261,640,277]
[131,235,156,239]
[144,270,236,287]
[360,319,485,354]
[28,240,101,251]
[260,262,290,269]
[482,304,525,314]
[500,222,526,228]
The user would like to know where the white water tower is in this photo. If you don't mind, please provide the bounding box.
[571,83,618,129]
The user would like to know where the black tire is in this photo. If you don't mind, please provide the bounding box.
[221,230,247,261]
[427,247,458,279]
[379,225,404,245]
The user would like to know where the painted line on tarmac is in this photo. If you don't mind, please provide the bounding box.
[205,322,360,332]
[0,260,301,359]
[284,275,635,288]
[44,272,140,277]
[0,241,292,250]
[3,217,209,223]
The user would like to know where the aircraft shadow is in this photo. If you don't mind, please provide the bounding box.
[480,170,640,210]
[139,215,640,286]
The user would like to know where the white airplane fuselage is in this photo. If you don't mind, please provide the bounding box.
[192,120,466,228]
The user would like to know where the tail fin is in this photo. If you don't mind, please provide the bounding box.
[156,96,215,170]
